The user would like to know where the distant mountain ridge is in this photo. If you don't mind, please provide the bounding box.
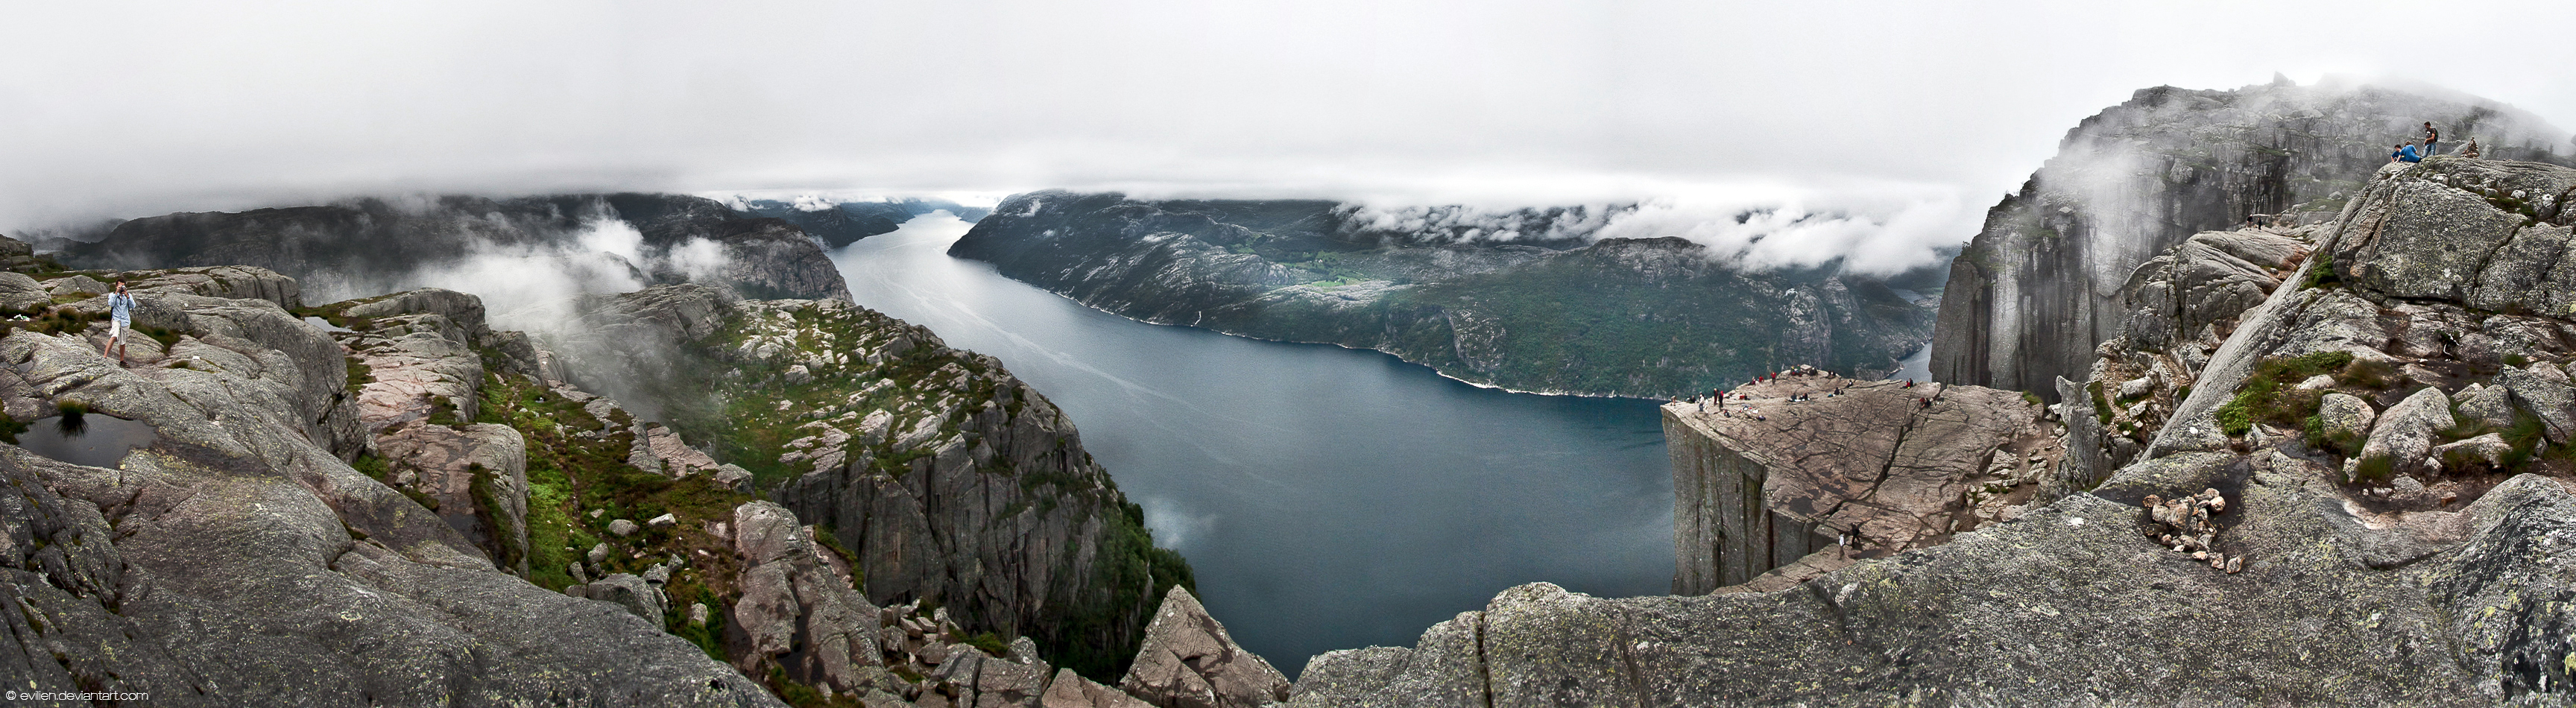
[949,192,1944,398]
[727,197,991,248]
[60,192,853,303]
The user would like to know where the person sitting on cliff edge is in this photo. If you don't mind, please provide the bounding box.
[2391,143,2423,163]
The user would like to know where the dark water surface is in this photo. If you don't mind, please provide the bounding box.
[17,414,160,468]
[830,214,1673,674]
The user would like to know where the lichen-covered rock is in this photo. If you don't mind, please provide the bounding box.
[2317,392,2376,452]
[2452,382,2518,433]
[972,636,1055,708]
[2498,364,2576,443]
[1120,587,1288,708]
[2358,386,2456,478]
[2434,433,2513,470]
[0,271,44,312]
[1290,472,2576,707]
[1287,612,1486,708]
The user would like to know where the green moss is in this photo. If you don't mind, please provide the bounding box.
[2088,381,2115,426]
[355,452,443,512]
[2350,453,2396,486]
[344,357,374,396]
[663,581,729,661]
[2336,357,2396,390]
[0,411,25,446]
[2217,351,2352,437]
[960,631,1011,657]
[2300,252,2340,290]
[467,463,523,573]
[426,396,465,428]
[135,325,182,349]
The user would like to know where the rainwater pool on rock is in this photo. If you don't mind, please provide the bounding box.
[17,414,160,468]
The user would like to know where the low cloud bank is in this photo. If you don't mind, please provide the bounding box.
[1310,179,1977,275]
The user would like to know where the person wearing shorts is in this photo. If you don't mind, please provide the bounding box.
[104,281,136,366]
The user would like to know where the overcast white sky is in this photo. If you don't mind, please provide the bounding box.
[5,0,2573,235]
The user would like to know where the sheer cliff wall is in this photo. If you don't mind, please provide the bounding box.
[1932,80,2570,399]
[1664,408,1830,594]
[1665,376,2058,596]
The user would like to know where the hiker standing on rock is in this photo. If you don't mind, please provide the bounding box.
[2422,121,2440,156]
[104,281,136,367]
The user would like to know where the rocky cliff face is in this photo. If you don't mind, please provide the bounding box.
[1285,155,2576,707]
[1664,374,2059,594]
[949,193,1936,398]
[1933,80,2572,399]
[61,193,853,303]
[0,261,780,704]
[557,283,1194,681]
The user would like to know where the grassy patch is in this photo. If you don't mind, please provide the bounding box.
[345,356,374,396]
[2349,452,2396,486]
[0,411,24,445]
[135,325,181,349]
[959,631,1011,658]
[2215,352,2352,437]
[2305,414,2366,456]
[467,462,523,572]
[2300,252,2339,290]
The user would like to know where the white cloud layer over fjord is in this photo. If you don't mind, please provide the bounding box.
[5,0,2574,270]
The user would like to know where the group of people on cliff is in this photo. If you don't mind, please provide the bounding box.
[2390,121,2478,163]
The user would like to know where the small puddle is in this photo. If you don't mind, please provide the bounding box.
[16,414,160,468]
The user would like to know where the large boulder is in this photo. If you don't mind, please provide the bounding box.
[2358,386,2456,478]
[2119,229,2311,350]
[2498,363,2576,443]
[973,636,1056,708]
[1045,669,1153,708]
[1289,612,1486,708]
[374,421,530,570]
[344,287,491,341]
[0,271,49,312]
[1120,587,1289,708]
[584,573,667,622]
[2451,383,2518,433]
[727,501,886,698]
[2315,392,2377,454]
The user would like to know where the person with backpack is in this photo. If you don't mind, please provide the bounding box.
[2422,121,2440,156]
[104,281,137,367]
